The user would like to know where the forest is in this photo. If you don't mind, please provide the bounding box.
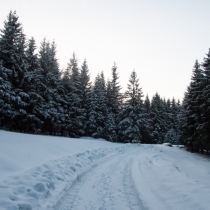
[0,11,210,153]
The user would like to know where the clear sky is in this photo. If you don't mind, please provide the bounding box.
[1,0,210,101]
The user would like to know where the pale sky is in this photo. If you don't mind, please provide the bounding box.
[1,0,210,101]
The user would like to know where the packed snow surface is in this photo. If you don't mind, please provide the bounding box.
[0,130,210,210]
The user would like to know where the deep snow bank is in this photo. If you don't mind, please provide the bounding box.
[0,130,122,182]
[0,147,128,210]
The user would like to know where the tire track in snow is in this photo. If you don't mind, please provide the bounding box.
[53,145,145,210]
[94,147,137,210]
[94,152,125,210]
[123,158,146,210]
[53,153,120,210]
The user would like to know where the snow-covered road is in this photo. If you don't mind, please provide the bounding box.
[53,144,210,210]
[1,131,210,210]
[54,146,145,210]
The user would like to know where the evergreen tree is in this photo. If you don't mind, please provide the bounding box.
[25,37,40,71]
[0,11,27,88]
[88,72,108,138]
[23,37,44,132]
[179,86,190,145]
[104,63,122,141]
[60,60,72,136]
[0,62,14,129]
[38,39,61,134]
[0,11,23,70]
[103,80,118,141]
[180,60,205,151]
[109,63,122,114]
[65,53,85,137]
[117,70,144,143]
[0,11,30,131]
[80,59,92,135]
[171,98,181,144]
[149,93,166,144]
[197,55,210,151]
[142,94,153,143]
[164,98,181,144]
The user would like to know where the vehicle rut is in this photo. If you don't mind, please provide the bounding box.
[123,158,147,210]
[53,146,146,210]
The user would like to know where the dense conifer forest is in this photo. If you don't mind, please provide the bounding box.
[0,11,210,152]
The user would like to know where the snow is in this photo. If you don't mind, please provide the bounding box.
[0,131,119,182]
[0,130,210,210]
[162,142,172,147]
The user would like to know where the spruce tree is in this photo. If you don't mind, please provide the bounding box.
[0,11,23,70]
[80,59,92,135]
[149,93,166,144]
[142,94,152,143]
[38,39,61,135]
[117,70,144,143]
[25,37,39,70]
[197,55,210,151]
[164,98,181,145]
[23,37,44,133]
[104,63,122,141]
[104,80,118,141]
[109,63,122,114]
[180,60,205,151]
[88,72,108,138]
[65,53,85,137]
[0,11,30,131]
[0,62,14,128]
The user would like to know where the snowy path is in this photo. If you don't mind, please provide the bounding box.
[132,145,210,210]
[52,144,210,210]
[54,146,146,210]
[1,131,210,210]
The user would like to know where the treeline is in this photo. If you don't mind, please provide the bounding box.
[0,11,182,144]
[179,59,210,153]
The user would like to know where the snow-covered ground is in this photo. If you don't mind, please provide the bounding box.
[0,130,210,210]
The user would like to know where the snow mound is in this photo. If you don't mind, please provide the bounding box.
[0,145,129,210]
[162,142,172,147]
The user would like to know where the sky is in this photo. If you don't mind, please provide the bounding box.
[1,0,210,101]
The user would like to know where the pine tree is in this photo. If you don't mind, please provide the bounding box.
[197,55,210,151]
[80,59,92,135]
[65,53,85,137]
[0,11,27,88]
[38,39,61,135]
[104,80,117,141]
[179,86,190,145]
[142,94,152,143]
[25,37,39,70]
[164,98,181,145]
[109,63,122,114]
[180,60,205,151]
[23,37,44,132]
[171,98,181,144]
[0,62,14,128]
[88,72,108,138]
[0,11,30,131]
[60,61,72,136]
[117,70,144,143]
[0,11,23,70]
[149,93,166,144]
[104,63,122,141]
